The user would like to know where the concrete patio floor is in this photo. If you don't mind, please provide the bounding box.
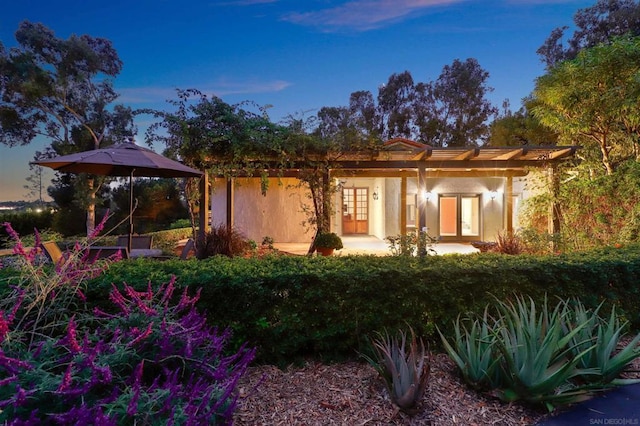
[273,235,480,256]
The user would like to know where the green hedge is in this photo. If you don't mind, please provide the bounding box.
[83,244,640,365]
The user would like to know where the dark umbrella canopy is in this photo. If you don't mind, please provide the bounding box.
[33,142,203,178]
[33,142,202,252]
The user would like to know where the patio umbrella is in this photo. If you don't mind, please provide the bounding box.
[33,142,203,252]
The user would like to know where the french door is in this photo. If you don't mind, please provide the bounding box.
[342,188,368,234]
[438,194,481,241]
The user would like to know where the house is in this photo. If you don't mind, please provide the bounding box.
[204,138,578,247]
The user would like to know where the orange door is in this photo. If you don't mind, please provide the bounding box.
[342,188,368,234]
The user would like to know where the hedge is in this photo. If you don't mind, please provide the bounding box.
[79,244,640,365]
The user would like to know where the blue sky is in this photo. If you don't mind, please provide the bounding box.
[0,0,593,202]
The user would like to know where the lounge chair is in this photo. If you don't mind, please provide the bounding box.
[42,241,64,264]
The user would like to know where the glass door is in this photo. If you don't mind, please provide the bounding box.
[342,188,369,234]
[438,194,481,241]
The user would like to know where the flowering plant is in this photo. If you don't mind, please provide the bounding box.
[0,222,255,424]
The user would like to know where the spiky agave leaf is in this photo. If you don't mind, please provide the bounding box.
[365,327,430,414]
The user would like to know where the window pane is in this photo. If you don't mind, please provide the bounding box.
[461,196,480,236]
[439,196,457,236]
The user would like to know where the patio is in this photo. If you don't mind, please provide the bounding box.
[273,235,480,256]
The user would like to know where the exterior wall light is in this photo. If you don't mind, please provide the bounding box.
[373,187,379,200]
[422,190,432,201]
[490,191,498,200]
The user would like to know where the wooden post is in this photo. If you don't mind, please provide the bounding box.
[400,177,407,234]
[417,167,427,233]
[505,176,513,234]
[226,177,234,232]
[198,172,209,244]
[548,166,561,251]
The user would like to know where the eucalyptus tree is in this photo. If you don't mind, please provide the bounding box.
[414,58,497,147]
[488,100,558,147]
[531,36,640,175]
[377,71,415,140]
[538,0,640,69]
[0,21,135,233]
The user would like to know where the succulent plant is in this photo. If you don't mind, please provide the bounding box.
[364,327,429,414]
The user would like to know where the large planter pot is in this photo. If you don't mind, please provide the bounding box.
[316,247,335,256]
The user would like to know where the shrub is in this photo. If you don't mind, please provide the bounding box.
[0,222,256,424]
[440,295,640,412]
[364,327,429,414]
[492,230,527,254]
[314,232,343,250]
[197,224,251,258]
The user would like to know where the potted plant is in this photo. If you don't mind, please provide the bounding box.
[314,232,343,256]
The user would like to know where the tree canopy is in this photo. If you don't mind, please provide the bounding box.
[0,21,135,233]
[537,0,640,69]
[531,36,640,175]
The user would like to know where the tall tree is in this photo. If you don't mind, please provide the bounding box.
[537,0,640,69]
[415,59,497,147]
[377,71,415,140]
[488,99,558,147]
[531,36,640,175]
[0,21,135,234]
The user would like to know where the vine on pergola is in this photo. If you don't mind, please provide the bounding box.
[141,89,369,243]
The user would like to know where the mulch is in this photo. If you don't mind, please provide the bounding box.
[234,353,547,425]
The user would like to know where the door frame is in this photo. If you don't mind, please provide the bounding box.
[437,193,483,242]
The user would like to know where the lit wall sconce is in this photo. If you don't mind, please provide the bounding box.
[372,186,379,200]
[422,190,432,201]
[489,191,498,200]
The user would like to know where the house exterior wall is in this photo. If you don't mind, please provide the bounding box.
[424,177,506,241]
[210,177,314,243]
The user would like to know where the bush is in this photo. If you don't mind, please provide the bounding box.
[86,245,640,365]
[197,224,251,258]
[0,222,255,424]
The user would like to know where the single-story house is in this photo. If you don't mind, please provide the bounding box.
[200,138,578,247]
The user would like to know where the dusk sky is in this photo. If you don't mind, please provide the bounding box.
[0,0,594,202]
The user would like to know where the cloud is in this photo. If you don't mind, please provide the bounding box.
[117,79,293,105]
[282,0,468,32]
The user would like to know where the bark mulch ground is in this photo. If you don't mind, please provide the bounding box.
[234,353,548,425]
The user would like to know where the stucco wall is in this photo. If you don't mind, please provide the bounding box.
[210,177,314,243]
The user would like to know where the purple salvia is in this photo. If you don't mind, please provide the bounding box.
[57,363,73,392]
[127,360,145,416]
[160,277,177,306]
[88,211,110,240]
[66,316,81,353]
[124,283,157,316]
[0,374,17,387]
[109,285,130,315]
[0,312,9,344]
[128,323,154,347]
[0,350,33,374]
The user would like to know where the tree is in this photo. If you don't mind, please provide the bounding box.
[0,21,135,234]
[488,100,558,147]
[414,59,497,146]
[537,0,640,69]
[23,165,45,206]
[377,71,415,140]
[531,36,640,175]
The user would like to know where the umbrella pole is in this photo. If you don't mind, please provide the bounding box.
[128,170,134,254]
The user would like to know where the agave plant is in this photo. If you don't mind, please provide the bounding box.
[364,327,429,414]
[438,307,501,391]
[492,296,597,410]
[566,300,640,385]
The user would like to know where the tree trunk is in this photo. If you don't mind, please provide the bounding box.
[86,177,96,236]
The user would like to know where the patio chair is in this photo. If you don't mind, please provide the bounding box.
[116,235,153,250]
[42,241,64,264]
[86,246,130,262]
[180,239,195,260]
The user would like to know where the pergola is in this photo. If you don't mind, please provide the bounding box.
[197,141,578,241]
